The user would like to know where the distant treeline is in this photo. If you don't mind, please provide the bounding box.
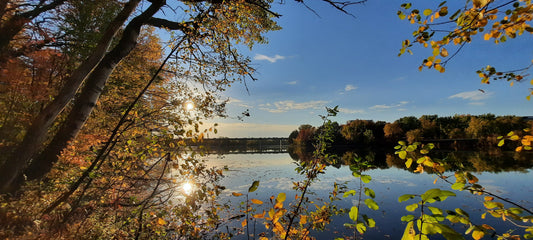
[185,137,289,153]
[288,114,533,150]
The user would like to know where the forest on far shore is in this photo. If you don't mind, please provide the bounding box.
[288,114,533,150]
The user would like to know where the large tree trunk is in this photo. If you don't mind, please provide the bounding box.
[24,0,166,182]
[0,0,141,193]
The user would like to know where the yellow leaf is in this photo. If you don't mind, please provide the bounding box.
[484,33,491,40]
[472,230,485,240]
[259,237,269,240]
[484,196,494,201]
[250,199,263,205]
[433,178,438,184]
[300,215,307,225]
[516,146,523,152]
[440,48,449,57]
[232,192,243,197]
[157,218,167,225]
[241,219,247,227]
[253,211,265,219]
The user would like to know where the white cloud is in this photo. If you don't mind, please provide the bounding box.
[254,54,286,63]
[338,108,366,114]
[259,100,329,113]
[469,102,486,106]
[369,101,409,110]
[228,97,243,103]
[344,84,357,91]
[228,98,251,108]
[369,104,393,110]
[448,90,492,101]
[286,81,297,85]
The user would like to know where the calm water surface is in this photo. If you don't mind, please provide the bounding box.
[202,152,533,239]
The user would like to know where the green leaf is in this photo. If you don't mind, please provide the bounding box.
[401,215,415,222]
[451,182,465,190]
[364,216,376,228]
[356,222,367,234]
[483,201,500,209]
[248,180,260,192]
[364,187,376,198]
[455,208,469,217]
[406,203,419,212]
[365,198,379,210]
[508,207,523,215]
[349,206,359,222]
[423,9,432,16]
[361,175,372,183]
[401,221,416,240]
[421,188,456,203]
[405,158,413,168]
[276,192,286,203]
[343,190,356,198]
[398,194,415,202]
[406,145,417,152]
[398,11,406,20]
[399,150,407,159]
[427,206,443,215]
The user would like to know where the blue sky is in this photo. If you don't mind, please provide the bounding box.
[204,0,533,138]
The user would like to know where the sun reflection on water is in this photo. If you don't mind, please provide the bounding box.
[182,181,194,195]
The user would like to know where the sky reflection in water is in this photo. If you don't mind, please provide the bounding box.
[203,152,533,239]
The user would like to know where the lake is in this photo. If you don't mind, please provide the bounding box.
[196,151,533,239]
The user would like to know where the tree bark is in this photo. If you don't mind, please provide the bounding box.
[24,0,166,182]
[0,0,141,193]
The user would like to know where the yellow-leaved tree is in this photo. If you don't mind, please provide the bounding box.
[398,0,533,98]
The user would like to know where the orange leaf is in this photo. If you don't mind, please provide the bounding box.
[250,199,263,205]
[157,218,167,225]
[232,192,243,197]
[253,211,265,219]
